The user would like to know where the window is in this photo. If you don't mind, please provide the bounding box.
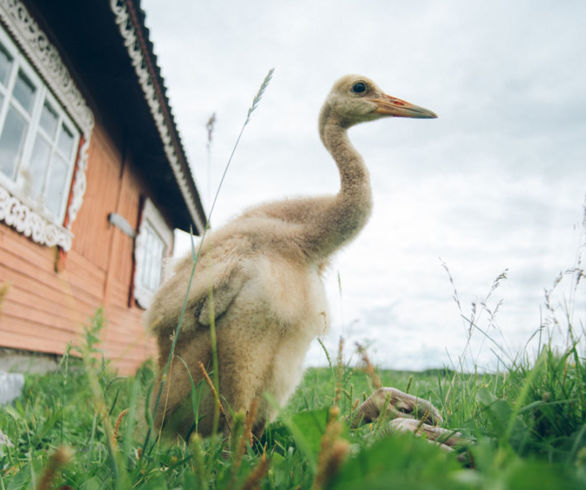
[0,27,80,224]
[134,199,173,308]
[138,222,165,293]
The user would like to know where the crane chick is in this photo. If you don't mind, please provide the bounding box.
[146,75,437,438]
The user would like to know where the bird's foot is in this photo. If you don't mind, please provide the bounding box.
[386,418,464,450]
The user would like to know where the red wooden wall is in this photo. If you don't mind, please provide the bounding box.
[0,122,160,375]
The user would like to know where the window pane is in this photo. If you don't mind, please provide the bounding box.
[57,124,74,159]
[140,224,165,292]
[13,70,36,113]
[0,106,28,180]
[154,240,163,286]
[142,231,152,287]
[148,232,158,289]
[39,102,58,139]
[0,44,12,86]
[141,229,152,288]
[148,250,156,289]
[139,255,147,288]
[153,266,161,289]
[45,154,68,217]
[27,135,51,199]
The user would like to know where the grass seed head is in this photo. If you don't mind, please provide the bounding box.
[38,446,74,490]
[241,447,269,490]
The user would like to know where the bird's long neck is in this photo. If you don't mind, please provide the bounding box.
[300,106,373,261]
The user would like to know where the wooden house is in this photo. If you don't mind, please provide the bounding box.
[0,0,206,374]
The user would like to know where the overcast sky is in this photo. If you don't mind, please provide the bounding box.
[141,0,586,371]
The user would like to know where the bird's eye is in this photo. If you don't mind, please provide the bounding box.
[352,82,367,94]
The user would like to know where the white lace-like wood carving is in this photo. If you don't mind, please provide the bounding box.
[0,0,95,250]
[0,186,73,248]
[110,0,204,233]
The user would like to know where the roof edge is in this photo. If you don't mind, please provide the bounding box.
[109,0,207,234]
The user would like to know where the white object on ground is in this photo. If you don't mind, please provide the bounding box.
[0,372,24,405]
[0,428,13,447]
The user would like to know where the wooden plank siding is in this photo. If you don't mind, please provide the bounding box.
[0,123,159,375]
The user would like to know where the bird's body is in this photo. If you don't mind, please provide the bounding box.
[146,75,436,438]
[148,218,330,436]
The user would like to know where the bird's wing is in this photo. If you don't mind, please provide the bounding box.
[193,261,246,326]
[147,235,250,337]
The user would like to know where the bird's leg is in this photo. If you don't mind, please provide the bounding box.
[211,316,283,438]
[152,332,214,439]
[351,387,467,449]
[351,387,442,427]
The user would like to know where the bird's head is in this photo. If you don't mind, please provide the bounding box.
[323,74,437,127]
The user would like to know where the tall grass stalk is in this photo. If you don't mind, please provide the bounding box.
[206,288,221,436]
[205,112,216,208]
[143,69,275,453]
[206,68,274,225]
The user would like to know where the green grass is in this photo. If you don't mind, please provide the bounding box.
[0,312,584,489]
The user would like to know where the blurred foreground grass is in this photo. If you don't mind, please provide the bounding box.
[0,313,584,489]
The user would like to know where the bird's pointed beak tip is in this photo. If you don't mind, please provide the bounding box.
[373,93,438,120]
[415,109,438,119]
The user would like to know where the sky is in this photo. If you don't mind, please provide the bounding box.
[141,0,586,371]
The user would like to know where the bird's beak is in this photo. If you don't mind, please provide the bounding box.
[370,93,437,119]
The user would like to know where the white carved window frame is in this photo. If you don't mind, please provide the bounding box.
[134,198,173,309]
[0,26,81,225]
[0,0,95,251]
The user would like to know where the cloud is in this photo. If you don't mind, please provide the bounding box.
[149,0,586,371]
